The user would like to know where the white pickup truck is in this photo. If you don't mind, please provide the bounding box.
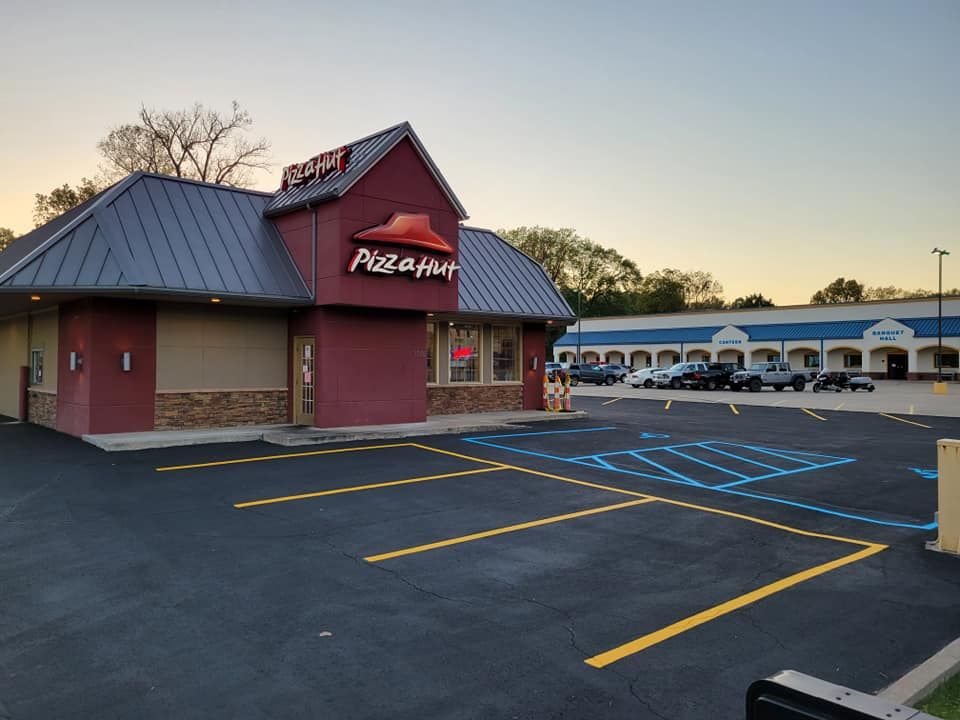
[730,362,807,392]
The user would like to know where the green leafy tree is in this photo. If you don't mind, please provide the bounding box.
[729,293,775,308]
[33,178,102,227]
[0,227,16,252]
[635,270,687,314]
[810,277,865,304]
[681,269,724,309]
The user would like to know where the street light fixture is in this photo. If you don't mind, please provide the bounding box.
[932,248,950,383]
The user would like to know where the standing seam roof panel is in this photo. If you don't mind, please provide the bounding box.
[144,178,207,291]
[127,180,187,289]
[166,182,233,293]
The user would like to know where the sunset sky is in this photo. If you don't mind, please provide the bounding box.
[1,0,957,304]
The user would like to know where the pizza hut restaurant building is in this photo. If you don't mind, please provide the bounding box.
[0,122,575,436]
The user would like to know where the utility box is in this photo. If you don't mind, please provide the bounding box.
[928,439,960,555]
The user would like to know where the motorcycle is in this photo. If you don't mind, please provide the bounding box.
[812,371,876,393]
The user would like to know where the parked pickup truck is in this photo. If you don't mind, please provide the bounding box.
[654,362,709,389]
[730,362,807,392]
[576,363,622,386]
[682,362,743,390]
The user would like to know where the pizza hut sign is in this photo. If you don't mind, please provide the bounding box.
[280,146,349,191]
[347,213,460,283]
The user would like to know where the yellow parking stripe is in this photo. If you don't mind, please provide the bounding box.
[156,442,413,472]
[601,397,622,406]
[584,543,885,668]
[802,408,827,421]
[729,404,739,415]
[365,498,656,562]
[664,400,672,410]
[234,466,506,509]
[834,402,845,411]
[879,413,931,429]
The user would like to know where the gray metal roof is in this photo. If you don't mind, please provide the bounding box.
[457,227,575,321]
[263,122,469,220]
[0,173,311,302]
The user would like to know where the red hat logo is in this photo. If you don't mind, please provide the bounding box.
[353,213,453,255]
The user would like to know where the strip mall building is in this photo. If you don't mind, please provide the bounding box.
[554,298,960,381]
[0,122,574,436]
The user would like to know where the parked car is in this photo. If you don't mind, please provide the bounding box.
[682,362,743,390]
[730,362,807,392]
[578,363,622,386]
[598,363,631,382]
[653,362,710,389]
[627,367,665,388]
[565,363,594,386]
[545,362,566,382]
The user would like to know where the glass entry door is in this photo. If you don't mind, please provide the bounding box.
[293,336,316,425]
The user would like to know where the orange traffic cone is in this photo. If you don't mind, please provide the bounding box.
[563,376,572,411]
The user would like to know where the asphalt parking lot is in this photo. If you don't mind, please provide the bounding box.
[2,399,960,719]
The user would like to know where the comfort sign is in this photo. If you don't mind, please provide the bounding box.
[347,212,459,282]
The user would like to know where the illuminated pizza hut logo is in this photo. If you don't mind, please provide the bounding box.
[347,213,459,282]
[280,146,350,191]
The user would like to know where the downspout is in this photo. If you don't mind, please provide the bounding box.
[308,202,317,301]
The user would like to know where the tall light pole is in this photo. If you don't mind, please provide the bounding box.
[576,267,583,363]
[932,248,950,382]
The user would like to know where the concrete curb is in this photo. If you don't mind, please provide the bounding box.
[880,636,960,706]
[82,411,589,451]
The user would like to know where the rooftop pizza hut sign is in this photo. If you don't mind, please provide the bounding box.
[280,146,349,191]
[347,213,460,283]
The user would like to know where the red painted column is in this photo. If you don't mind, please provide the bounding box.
[17,366,28,421]
[522,324,547,410]
[57,299,156,436]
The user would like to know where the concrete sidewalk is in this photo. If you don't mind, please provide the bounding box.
[82,409,588,451]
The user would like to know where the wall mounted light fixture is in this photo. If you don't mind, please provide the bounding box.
[121,352,132,372]
[69,352,83,371]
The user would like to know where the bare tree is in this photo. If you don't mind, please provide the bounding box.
[97,101,271,187]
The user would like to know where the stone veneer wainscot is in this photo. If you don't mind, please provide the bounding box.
[155,390,287,430]
[427,384,522,415]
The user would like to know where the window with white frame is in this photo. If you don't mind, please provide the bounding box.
[492,326,520,381]
[843,353,862,368]
[449,323,480,382]
[426,322,437,383]
[30,348,43,385]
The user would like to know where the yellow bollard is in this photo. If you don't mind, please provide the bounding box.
[928,439,960,555]
[542,374,549,411]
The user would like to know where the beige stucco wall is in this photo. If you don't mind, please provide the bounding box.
[29,308,58,393]
[0,315,28,418]
[156,305,287,391]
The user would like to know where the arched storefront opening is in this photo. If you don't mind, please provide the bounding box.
[868,346,910,379]
[557,351,574,363]
[685,348,711,362]
[917,344,959,379]
[582,351,600,363]
[716,349,745,367]
[656,349,680,368]
[630,350,651,369]
[825,346,861,373]
[604,350,625,364]
[750,348,780,365]
[787,347,820,373]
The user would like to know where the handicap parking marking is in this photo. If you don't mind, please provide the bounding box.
[462,428,937,530]
[413,441,888,668]
[909,467,938,480]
